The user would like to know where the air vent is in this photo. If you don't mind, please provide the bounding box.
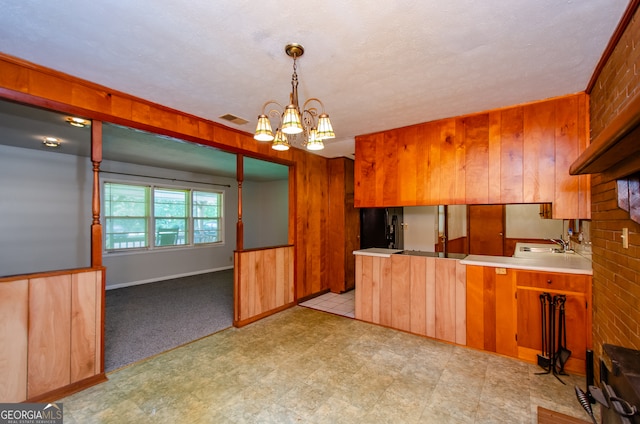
[219,114,249,125]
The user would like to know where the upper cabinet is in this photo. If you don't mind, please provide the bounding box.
[354,93,591,219]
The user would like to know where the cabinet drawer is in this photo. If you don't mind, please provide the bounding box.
[516,270,589,293]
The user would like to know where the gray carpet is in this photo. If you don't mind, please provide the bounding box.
[105,269,234,372]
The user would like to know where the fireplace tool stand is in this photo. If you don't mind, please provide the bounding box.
[536,292,569,384]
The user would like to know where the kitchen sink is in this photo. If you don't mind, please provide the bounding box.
[519,246,563,253]
[513,242,575,258]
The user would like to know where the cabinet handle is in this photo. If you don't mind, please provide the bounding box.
[547,279,552,285]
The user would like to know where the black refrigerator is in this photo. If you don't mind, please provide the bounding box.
[359,207,403,249]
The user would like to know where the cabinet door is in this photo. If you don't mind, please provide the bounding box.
[28,275,71,399]
[0,279,28,402]
[516,288,587,373]
[466,266,517,356]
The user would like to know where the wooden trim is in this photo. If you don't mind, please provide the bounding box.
[537,406,591,424]
[569,92,640,175]
[0,55,298,167]
[234,244,294,253]
[233,252,241,324]
[233,302,295,328]
[297,288,330,304]
[585,0,640,94]
[98,268,106,375]
[91,120,103,267]
[0,266,106,284]
[26,373,107,403]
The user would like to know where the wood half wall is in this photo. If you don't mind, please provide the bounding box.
[234,246,295,327]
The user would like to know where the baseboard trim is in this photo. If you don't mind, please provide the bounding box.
[233,302,296,328]
[106,266,234,290]
[26,373,107,403]
[297,289,330,304]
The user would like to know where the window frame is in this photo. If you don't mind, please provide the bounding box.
[102,180,224,253]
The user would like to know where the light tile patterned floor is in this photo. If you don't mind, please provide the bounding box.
[299,290,355,318]
[61,306,595,423]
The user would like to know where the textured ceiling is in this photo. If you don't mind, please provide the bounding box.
[0,0,631,159]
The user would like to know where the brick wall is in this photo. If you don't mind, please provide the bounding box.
[589,4,640,371]
[590,6,640,140]
[590,174,640,361]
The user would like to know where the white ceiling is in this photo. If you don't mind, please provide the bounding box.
[0,0,631,159]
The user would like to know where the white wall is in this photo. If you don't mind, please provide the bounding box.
[0,145,248,288]
[0,144,93,276]
[448,205,468,239]
[242,179,289,249]
[403,206,438,251]
[100,160,239,288]
[505,204,564,239]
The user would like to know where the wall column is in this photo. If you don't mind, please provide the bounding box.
[91,121,103,267]
[236,154,244,251]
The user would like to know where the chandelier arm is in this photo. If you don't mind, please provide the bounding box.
[301,97,326,114]
[260,100,285,114]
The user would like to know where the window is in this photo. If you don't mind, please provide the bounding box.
[154,189,187,246]
[103,182,223,251]
[193,191,222,244]
[104,183,149,250]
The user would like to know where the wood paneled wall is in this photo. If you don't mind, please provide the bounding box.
[354,93,590,219]
[0,279,28,402]
[327,157,359,293]
[0,268,104,403]
[355,255,466,345]
[234,246,295,327]
[0,53,331,300]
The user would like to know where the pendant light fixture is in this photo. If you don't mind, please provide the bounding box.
[254,43,335,151]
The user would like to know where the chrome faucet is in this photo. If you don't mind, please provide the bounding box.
[548,238,570,252]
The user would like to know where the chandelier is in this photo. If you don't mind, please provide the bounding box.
[254,43,335,151]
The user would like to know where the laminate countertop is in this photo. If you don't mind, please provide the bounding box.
[352,248,466,259]
[460,253,592,275]
[353,247,592,275]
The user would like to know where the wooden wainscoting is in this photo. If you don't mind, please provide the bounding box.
[234,245,295,327]
[355,254,466,345]
[0,267,106,403]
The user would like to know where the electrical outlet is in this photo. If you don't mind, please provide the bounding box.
[495,267,507,275]
[622,228,629,249]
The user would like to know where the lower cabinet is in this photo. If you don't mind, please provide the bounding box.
[466,265,591,374]
[355,254,466,345]
[515,270,591,374]
[466,265,518,357]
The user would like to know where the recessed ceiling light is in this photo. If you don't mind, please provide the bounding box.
[43,136,61,147]
[66,116,91,127]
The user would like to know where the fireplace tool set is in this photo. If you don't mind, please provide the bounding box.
[536,293,571,384]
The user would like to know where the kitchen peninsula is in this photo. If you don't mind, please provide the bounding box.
[353,246,592,374]
[353,248,467,345]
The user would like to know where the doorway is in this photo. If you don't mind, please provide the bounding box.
[468,205,505,256]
